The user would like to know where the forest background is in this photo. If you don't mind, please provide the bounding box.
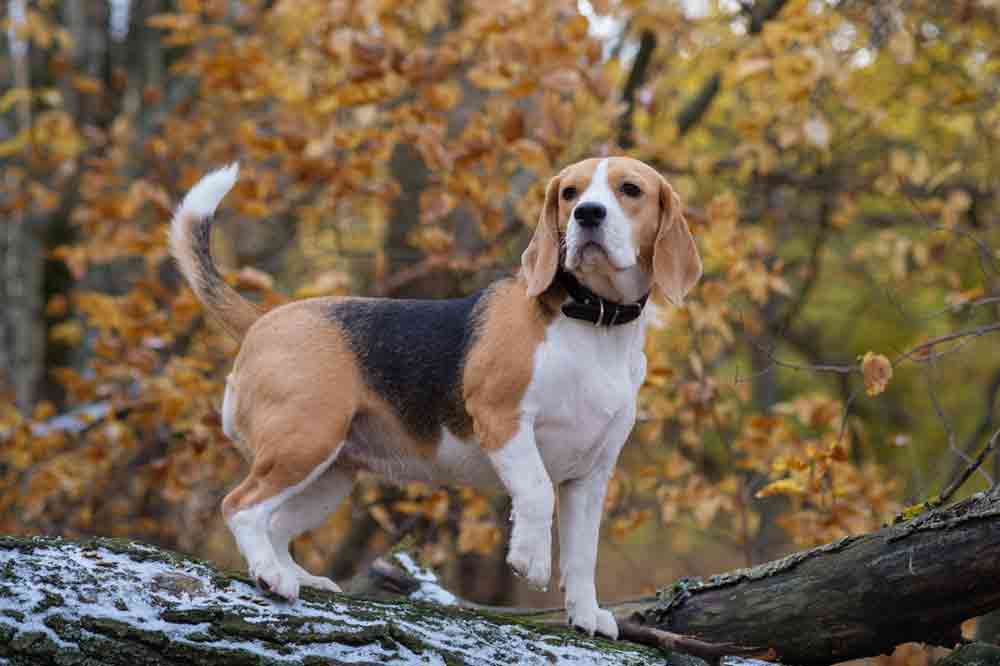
[2,1,999,659]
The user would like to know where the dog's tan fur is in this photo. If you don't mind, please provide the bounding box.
[464,278,557,451]
[220,300,363,518]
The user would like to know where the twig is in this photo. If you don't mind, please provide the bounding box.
[924,357,982,488]
[779,195,831,333]
[367,557,421,596]
[616,620,774,663]
[758,321,1000,379]
[893,323,1000,366]
[889,296,1000,324]
[940,428,1000,506]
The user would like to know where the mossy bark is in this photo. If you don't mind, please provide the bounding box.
[8,491,998,666]
[0,535,665,665]
[634,491,1000,665]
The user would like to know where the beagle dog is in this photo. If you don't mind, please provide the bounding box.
[169,157,702,638]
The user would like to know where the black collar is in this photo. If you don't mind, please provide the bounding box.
[555,269,649,327]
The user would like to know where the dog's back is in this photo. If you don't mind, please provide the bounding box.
[327,292,487,442]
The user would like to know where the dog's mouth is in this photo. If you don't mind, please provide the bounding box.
[567,241,624,273]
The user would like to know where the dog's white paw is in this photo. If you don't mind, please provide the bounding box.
[568,603,619,639]
[507,526,551,589]
[298,572,341,594]
[252,560,300,601]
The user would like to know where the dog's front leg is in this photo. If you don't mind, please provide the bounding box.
[486,418,554,590]
[557,408,633,639]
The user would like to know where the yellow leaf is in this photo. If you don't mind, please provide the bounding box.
[540,69,581,93]
[755,478,806,499]
[732,58,772,83]
[239,200,270,218]
[0,88,31,113]
[234,267,275,292]
[419,188,457,225]
[368,505,397,533]
[467,65,512,91]
[0,129,29,157]
[859,352,892,397]
[71,76,103,95]
[32,401,56,421]
[146,13,199,31]
[423,82,461,111]
[509,139,549,174]
[888,28,914,65]
[410,227,454,254]
[49,320,83,346]
[294,271,351,299]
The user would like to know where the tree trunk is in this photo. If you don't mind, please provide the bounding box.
[1,213,45,409]
[632,490,1000,665]
[0,535,662,666]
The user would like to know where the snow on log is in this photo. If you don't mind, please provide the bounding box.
[0,535,678,665]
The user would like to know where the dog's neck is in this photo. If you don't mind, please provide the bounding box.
[555,269,649,327]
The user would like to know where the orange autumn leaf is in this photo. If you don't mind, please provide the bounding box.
[860,352,893,397]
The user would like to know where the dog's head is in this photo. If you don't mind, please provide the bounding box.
[521,157,702,306]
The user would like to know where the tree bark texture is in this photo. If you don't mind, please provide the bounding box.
[0,536,665,666]
[633,491,1000,665]
[5,492,1000,664]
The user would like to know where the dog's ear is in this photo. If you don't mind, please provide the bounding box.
[521,175,562,298]
[653,176,702,306]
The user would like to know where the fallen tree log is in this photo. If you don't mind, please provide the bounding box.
[0,535,685,666]
[4,490,1000,665]
[632,490,1000,664]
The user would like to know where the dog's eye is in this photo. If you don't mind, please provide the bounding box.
[561,186,578,201]
[620,182,642,198]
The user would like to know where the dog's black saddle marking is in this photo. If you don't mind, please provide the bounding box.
[327,291,487,442]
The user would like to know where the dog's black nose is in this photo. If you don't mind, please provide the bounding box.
[574,202,606,228]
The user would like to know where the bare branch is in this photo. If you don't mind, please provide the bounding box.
[618,30,656,148]
[940,428,1000,506]
[616,620,774,662]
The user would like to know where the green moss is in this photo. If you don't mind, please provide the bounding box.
[215,613,284,642]
[45,613,83,643]
[32,590,65,613]
[10,630,60,659]
[79,616,169,649]
[0,535,42,554]
[938,642,1000,666]
[0,620,15,645]
[162,640,273,666]
[159,607,222,624]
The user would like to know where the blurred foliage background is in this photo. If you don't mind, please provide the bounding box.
[1,0,999,634]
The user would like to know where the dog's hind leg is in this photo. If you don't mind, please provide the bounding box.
[221,421,349,601]
[268,463,354,593]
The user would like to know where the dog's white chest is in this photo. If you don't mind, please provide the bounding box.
[427,316,646,489]
[525,317,646,482]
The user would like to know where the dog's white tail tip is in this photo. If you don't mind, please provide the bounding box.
[178,162,240,220]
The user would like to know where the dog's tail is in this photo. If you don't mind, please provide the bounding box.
[169,163,260,341]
